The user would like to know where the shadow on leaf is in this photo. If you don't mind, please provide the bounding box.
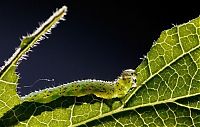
[0,95,122,126]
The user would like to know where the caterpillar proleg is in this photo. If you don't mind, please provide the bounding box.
[22,69,137,103]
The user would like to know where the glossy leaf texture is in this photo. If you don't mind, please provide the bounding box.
[1,7,200,127]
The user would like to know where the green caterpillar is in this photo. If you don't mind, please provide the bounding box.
[22,69,136,103]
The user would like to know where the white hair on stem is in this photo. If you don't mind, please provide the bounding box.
[0,6,67,74]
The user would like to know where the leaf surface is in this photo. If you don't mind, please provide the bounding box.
[0,5,67,123]
[1,7,200,127]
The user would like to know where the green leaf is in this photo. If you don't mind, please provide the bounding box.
[0,5,67,121]
[1,6,200,127]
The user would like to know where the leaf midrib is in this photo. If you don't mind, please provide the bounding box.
[123,25,200,105]
[72,91,200,126]
[74,25,200,125]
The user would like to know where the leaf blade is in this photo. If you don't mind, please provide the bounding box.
[0,6,67,118]
[1,7,200,127]
[125,17,200,109]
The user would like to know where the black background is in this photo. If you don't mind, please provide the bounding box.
[0,1,199,95]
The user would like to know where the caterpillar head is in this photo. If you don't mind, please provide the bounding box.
[121,69,137,87]
[121,69,136,78]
